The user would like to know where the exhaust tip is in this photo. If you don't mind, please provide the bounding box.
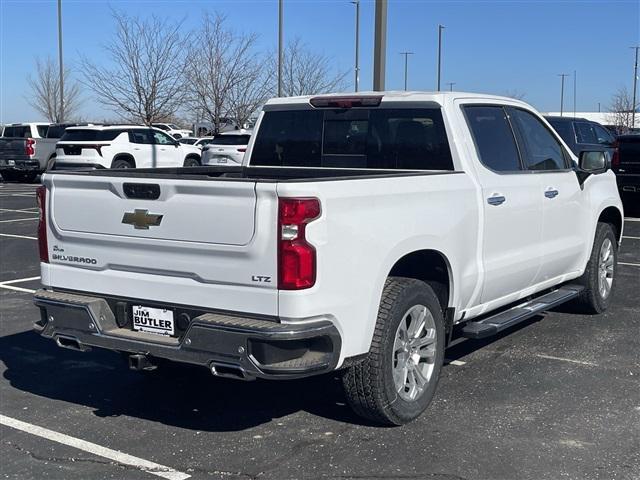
[55,335,88,352]
[210,362,248,380]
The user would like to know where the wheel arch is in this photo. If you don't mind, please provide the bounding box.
[387,249,453,311]
[598,206,623,244]
[184,153,201,165]
[111,153,136,168]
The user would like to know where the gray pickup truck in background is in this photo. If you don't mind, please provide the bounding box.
[0,123,82,182]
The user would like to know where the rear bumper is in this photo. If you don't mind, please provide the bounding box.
[52,163,106,171]
[0,158,42,172]
[616,173,640,193]
[33,289,341,380]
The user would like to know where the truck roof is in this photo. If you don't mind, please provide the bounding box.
[264,91,530,107]
[64,124,148,131]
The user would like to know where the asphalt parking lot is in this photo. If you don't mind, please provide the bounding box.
[0,181,639,480]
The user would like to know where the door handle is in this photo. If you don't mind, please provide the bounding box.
[487,195,506,206]
[544,189,559,199]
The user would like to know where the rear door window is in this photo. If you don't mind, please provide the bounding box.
[464,106,522,172]
[36,125,49,137]
[60,129,123,141]
[593,124,615,145]
[547,120,575,146]
[574,122,598,144]
[251,108,453,170]
[509,108,568,171]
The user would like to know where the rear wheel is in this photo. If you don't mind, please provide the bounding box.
[568,222,617,314]
[342,277,445,425]
[111,158,134,169]
[183,156,200,167]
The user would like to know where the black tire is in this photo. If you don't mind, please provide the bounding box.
[1,171,20,182]
[22,172,39,183]
[111,157,134,169]
[568,222,618,314]
[342,277,445,425]
[183,156,200,167]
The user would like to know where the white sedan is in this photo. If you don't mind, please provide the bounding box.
[201,132,251,166]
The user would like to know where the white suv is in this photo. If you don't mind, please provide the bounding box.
[151,123,193,139]
[201,131,251,166]
[54,126,202,170]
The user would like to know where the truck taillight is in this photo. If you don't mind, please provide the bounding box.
[611,141,620,168]
[36,186,49,263]
[278,197,321,290]
[25,138,35,156]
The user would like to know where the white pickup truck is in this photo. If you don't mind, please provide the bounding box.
[34,92,623,425]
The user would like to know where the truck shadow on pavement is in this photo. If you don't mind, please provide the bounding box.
[0,330,364,430]
[1,317,544,431]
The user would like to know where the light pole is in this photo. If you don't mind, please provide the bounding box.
[446,82,455,91]
[351,1,360,92]
[400,52,414,91]
[573,70,577,118]
[277,0,283,97]
[373,0,387,92]
[558,73,569,116]
[632,46,639,128]
[373,0,387,91]
[57,0,64,121]
[436,24,444,91]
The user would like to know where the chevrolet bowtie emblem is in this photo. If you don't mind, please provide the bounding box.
[122,209,163,230]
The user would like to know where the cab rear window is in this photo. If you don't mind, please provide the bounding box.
[60,130,124,141]
[251,108,454,170]
[212,135,251,146]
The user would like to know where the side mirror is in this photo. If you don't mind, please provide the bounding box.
[174,141,181,147]
[579,150,610,173]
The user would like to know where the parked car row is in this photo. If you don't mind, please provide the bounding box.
[1,122,253,180]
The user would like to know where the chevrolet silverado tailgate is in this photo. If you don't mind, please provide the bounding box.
[43,173,279,314]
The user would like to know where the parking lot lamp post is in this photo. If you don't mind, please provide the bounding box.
[632,46,639,129]
[437,24,444,91]
[558,73,569,116]
[351,0,360,92]
[373,0,387,91]
[400,52,414,91]
[278,0,283,97]
[57,0,64,122]
[446,82,455,91]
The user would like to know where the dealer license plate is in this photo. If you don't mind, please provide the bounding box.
[132,305,175,336]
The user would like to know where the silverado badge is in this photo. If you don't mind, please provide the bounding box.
[122,209,163,230]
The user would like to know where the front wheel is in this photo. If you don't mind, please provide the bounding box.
[568,222,618,314]
[342,277,445,425]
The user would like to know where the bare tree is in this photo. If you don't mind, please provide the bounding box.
[607,86,634,133]
[186,14,265,133]
[26,56,82,122]
[279,38,348,97]
[80,11,189,124]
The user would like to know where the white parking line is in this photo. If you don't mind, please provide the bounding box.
[624,217,640,222]
[619,262,640,267]
[0,217,38,223]
[0,415,190,480]
[622,236,640,240]
[0,208,38,213]
[447,360,466,366]
[1,276,41,285]
[0,233,37,240]
[0,284,36,294]
[536,354,598,367]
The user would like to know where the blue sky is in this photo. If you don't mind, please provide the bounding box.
[1,0,638,123]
